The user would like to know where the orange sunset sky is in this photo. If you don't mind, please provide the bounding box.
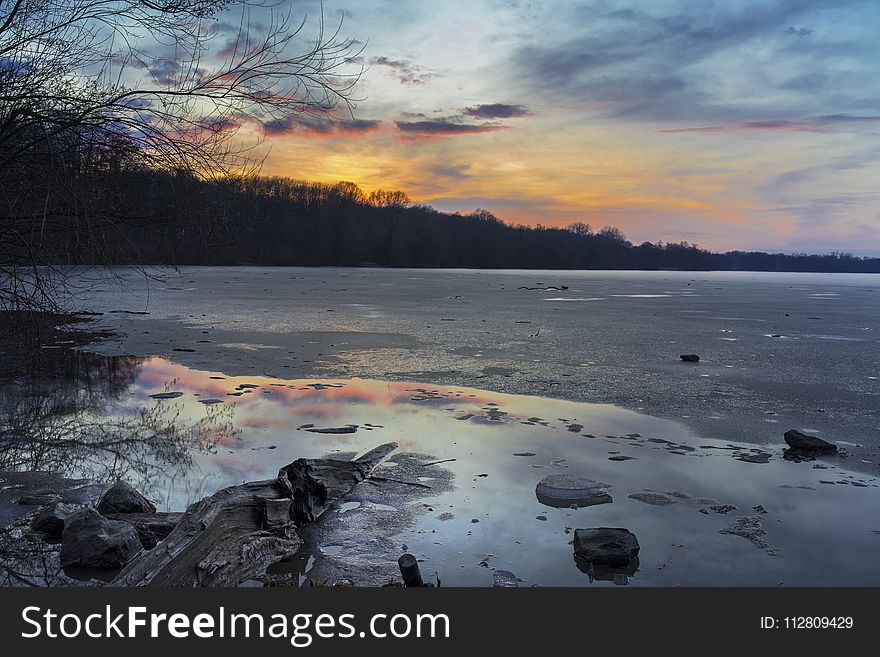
[213,1,880,254]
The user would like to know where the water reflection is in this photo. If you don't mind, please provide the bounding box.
[2,352,880,586]
[0,341,231,502]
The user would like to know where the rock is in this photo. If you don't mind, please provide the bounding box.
[493,570,519,587]
[60,509,143,569]
[30,502,80,540]
[679,354,700,362]
[783,430,837,454]
[535,474,612,508]
[96,481,156,515]
[573,528,640,568]
[305,426,358,434]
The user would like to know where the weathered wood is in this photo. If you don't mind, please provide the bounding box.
[278,442,400,525]
[102,512,183,550]
[112,443,398,587]
[398,553,424,587]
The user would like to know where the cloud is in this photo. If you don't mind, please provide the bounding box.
[147,60,183,85]
[394,119,506,139]
[660,115,880,133]
[365,55,441,86]
[262,114,383,137]
[510,0,877,124]
[426,163,471,179]
[461,103,532,119]
[784,26,814,37]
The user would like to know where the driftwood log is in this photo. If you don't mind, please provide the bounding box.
[112,443,398,587]
[102,512,183,549]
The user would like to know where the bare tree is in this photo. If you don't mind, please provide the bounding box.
[0,0,363,310]
[368,189,410,264]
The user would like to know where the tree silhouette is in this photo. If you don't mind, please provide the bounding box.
[1,0,362,309]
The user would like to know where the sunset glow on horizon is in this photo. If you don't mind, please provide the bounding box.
[238,1,880,254]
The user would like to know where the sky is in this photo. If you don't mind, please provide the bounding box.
[225,0,880,254]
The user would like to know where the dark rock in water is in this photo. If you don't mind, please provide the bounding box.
[783,430,837,454]
[16,491,62,506]
[535,474,612,508]
[513,452,536,457]
[198,399,224,405]
[679,354,700,362]
[608,455,636,462]
[97,481,156,515]
[30,502,80,540]
[566,423,584,432]
[149,391,183,400]
[305,426,358,434]
[575,559,640,583]
[60,509,143,569]
[573,528,640,568]
[493,570,519,587]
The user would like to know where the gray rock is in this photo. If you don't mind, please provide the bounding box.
[679,354,700,362]
[30,502,80,540]
[96,481,156,515]
[535,474,612,508]
[60,509,143,569]
[783,430,837,454]
[493,570,519,587]
[573,528,640,568]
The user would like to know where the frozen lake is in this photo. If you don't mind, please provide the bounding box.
[3,267,879,586]
[79,267,880,470]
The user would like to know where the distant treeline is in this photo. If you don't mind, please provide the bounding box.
[6,167,880,273]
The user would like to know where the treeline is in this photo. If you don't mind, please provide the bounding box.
[6,166,880,273]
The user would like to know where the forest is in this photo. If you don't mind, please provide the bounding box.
[6,164,879,273]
